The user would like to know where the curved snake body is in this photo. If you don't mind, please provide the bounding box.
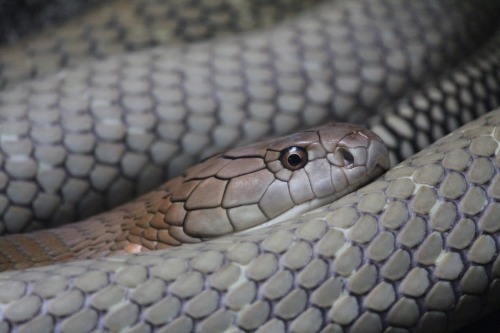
[1,0,500,332]
[1,111,499,332]
[0,0,323,87]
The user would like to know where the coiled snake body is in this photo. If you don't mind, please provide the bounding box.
[1,0,500,332]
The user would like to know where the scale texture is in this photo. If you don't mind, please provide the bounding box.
[0,0,322,88]
[0,110,499,332]
[1,0,500,332]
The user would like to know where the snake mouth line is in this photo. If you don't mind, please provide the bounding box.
[232,181,370,236]
[374,164,389,177]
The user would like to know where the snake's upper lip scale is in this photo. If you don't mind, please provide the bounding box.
[367,139,391,172]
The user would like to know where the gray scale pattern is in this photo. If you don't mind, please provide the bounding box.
[2,1,500,332]
[0,0,499,232]
[0,110,499,332]
[369,30,500,165]
[0,0,322,89]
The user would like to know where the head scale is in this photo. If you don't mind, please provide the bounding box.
[161,123,390,242]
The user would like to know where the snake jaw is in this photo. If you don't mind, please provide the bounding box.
[124,243,144,254]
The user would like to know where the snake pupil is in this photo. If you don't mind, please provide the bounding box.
[288,154,302,166]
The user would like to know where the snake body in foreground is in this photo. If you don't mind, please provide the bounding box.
[1,0,500,332]
[1,111,500,332]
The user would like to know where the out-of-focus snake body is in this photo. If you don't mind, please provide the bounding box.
[2,0,500,332]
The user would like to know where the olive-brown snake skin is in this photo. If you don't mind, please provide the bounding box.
[2,0,500,332]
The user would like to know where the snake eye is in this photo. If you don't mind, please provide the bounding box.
[280,147,308,170]
[338,148,354,166]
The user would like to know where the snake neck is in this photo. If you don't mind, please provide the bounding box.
[0,188,178,272]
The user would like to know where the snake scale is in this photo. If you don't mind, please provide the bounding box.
[1,0,500,332]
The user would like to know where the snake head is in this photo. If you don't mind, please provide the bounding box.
[161,123,390,242]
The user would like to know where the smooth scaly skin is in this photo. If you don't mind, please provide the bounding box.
[0,123,389,271]
[0,0,499,233]
[0,111,500,332]
[1,0,500,332]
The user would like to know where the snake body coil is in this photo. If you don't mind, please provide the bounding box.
[1,0,500,332]
[1,111,500,332]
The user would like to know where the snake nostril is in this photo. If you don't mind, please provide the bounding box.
[339,148,354,166]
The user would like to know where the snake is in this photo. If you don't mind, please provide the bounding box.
[1,0,500,332]
[0,122,390,271]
